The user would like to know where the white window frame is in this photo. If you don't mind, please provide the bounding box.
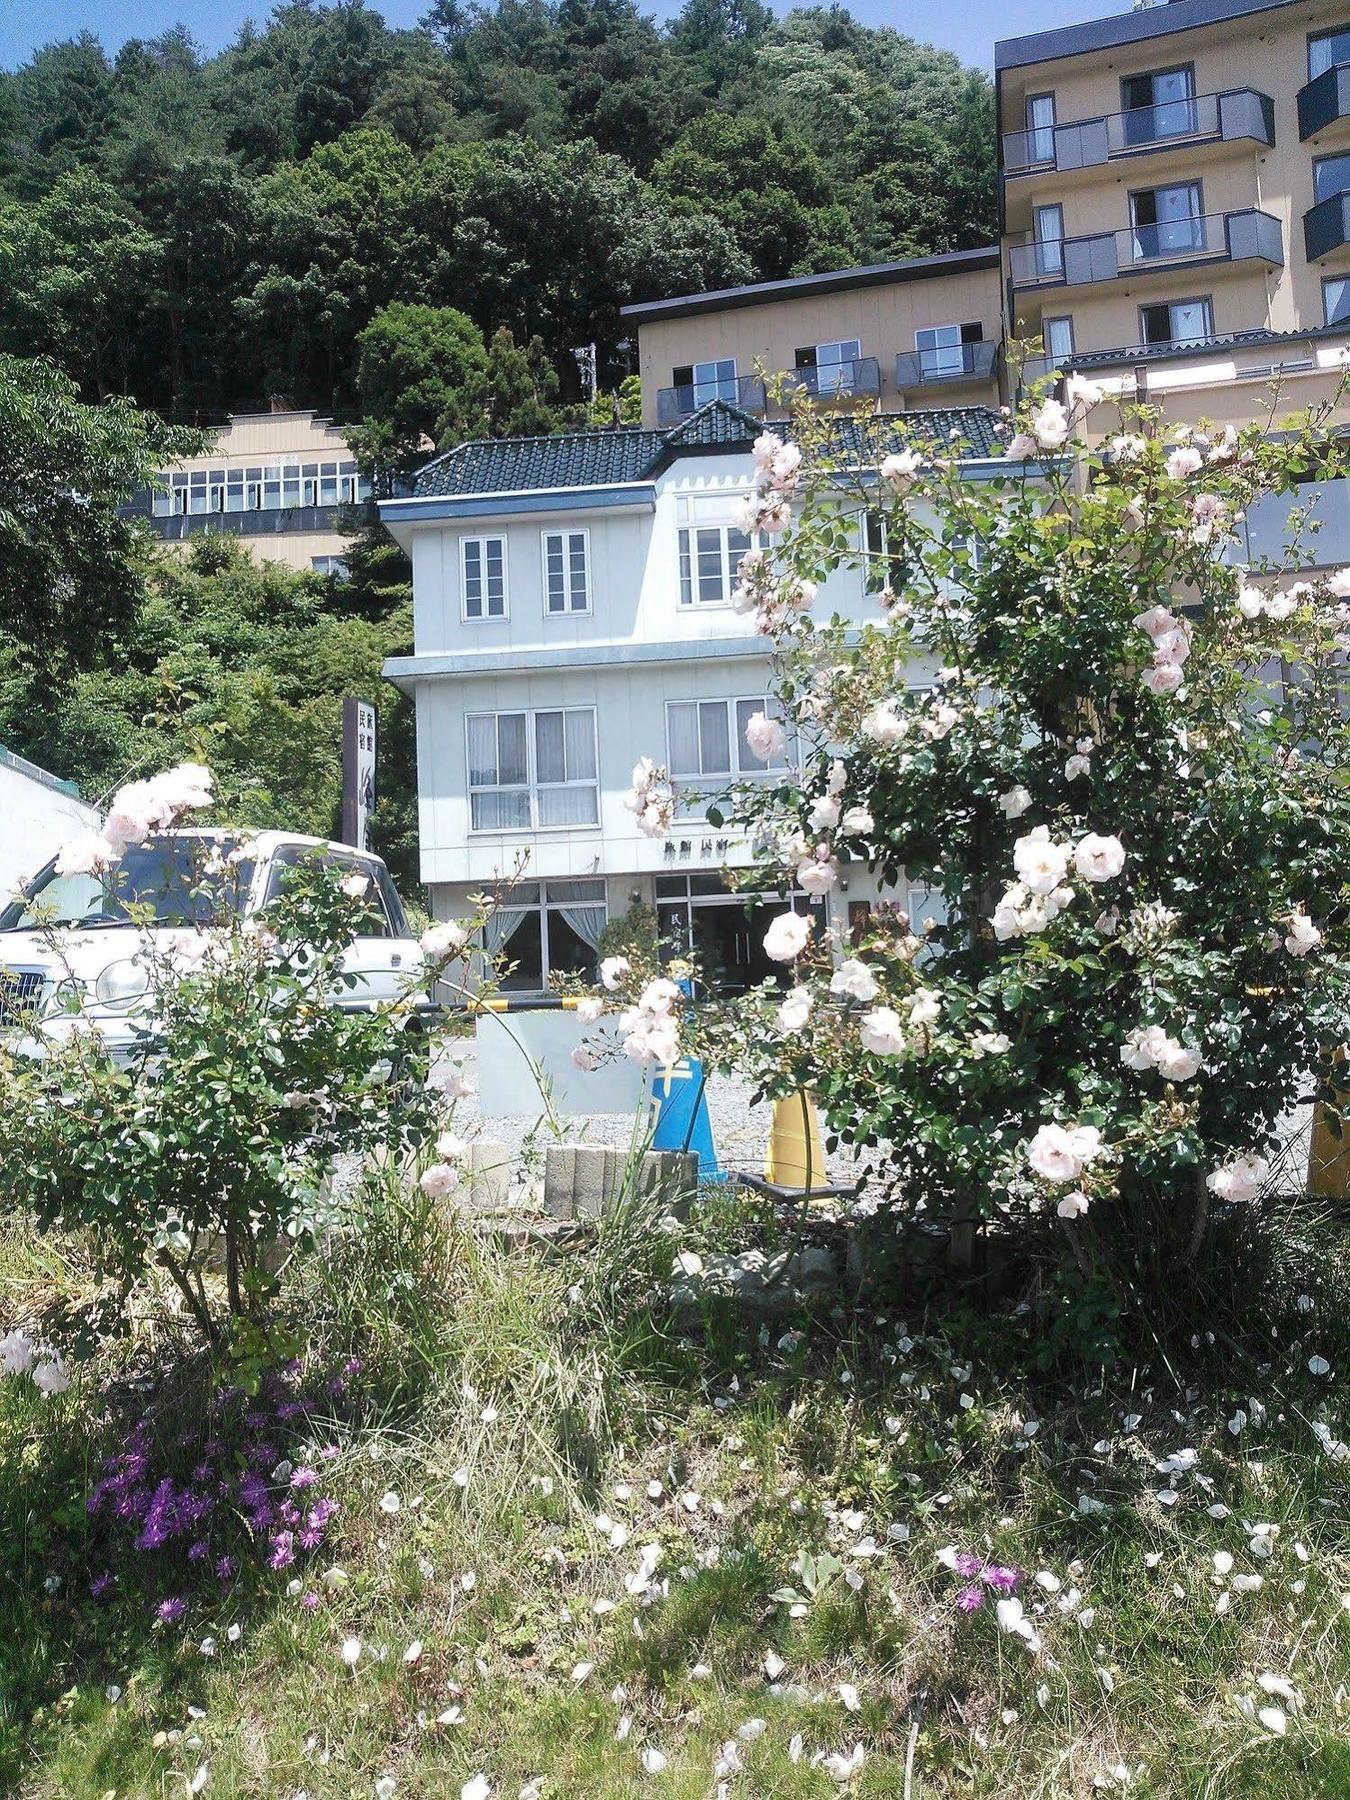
[666,694,792,788]
[541,527,591,616]
[677,522,754,609]
[460,534,509,622]
[465,706,599,834]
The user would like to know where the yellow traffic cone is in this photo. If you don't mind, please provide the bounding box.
[1309,1050,1350,1201]
[764,1090,830,1193]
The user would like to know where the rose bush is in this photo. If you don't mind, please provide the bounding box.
[602,393,1350,1294]
[0,767,480,1353]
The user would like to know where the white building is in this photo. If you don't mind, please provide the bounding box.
[381,399,1009,992]
[0,747,99,898]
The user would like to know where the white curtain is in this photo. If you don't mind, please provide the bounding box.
[483,907,528,955]
[555,904,606,950]
[667,702,701,777]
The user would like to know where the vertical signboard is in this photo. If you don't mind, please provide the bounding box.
[341,697,377,851]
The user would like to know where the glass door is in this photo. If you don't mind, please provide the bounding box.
[1120,67,1196,145]
[1130,183,1203,260]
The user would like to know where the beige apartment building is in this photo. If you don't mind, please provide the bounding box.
[125,411,374,575]
[996,0,1350,436]
[620,250,1005,429]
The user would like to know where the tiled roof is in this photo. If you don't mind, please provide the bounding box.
[410,400,1006,500]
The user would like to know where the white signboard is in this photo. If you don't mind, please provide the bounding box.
[474,1010,649,1118]
[342,697,377,851]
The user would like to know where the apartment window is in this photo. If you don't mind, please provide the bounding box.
[1043,315,1075,362]
[1309,23,1350,78]
[1324,275,1350,325]
[488,879,608,993]
[862,510,910,593]
[1034,204,1065,277]
[667,695,787,819]
[1025,92,1056,163]
[1139,296,1214,346]
[1314,152,1350,204]
[542,529,590,614]
[311,555,350,579]
[1130,182,1204,259]
[461,535,507,620]
[1119,65,1196,143]
[672,358,737,409]
[794,339,862,395]
[677,523,752,607]
[914,322,983,377]
[466,707,599,830]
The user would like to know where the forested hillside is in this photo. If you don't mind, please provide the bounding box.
[0,0,996,421]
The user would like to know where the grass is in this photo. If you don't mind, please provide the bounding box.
[4,1175,1350,1799]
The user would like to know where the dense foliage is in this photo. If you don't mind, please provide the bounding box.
[0,530,422,889]
[605,389,1350,1296]
[0,1,996,423]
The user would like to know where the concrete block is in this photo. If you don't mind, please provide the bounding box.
[542,1146,577,1220]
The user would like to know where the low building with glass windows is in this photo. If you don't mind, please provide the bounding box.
[380,400,1009,994]
[121,410,374,575]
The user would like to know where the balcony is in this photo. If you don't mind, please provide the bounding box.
[894,341,999,389]
[1298,63,1350,140]
[1004,89,1274,176]
[1304,191,1350,260]
[656,373,767,426]
[1008,208,1283,292]
[783,355,881,401]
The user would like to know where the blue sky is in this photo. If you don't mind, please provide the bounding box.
[2,0,1120,77]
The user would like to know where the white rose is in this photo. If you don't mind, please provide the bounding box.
[829,958,879,1003]
[421,920,468,958]
[861,701,907,746]
[796,856,838,896]
[1013,826,1071,896]
[858,1006,907,1056]
[777,987,813,1033]
[744,711,786,763]
[808,794,841,832]
[763,911,812,962]
[1165,445,1204,479]
[574,996,604,1023]
[1026,1122,1095,1183]
[599,956,630,991]
[1073,832,1126,883]
[1206,1154,1269,1204]
[998,786,1032,820]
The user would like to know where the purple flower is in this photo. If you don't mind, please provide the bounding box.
[89,1572,114,1600]
[187,1540,209,1562]
[955,1585,985,1612]
[155,1596,186,1624]
[268,1531,296,1571]
[215,1556,238,1581]
[301,1590,320,1611]
[984,1564,1020,1594]
[952,1552,984,1579]
[290,1467,319,1489]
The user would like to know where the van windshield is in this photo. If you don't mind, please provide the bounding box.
[0,837,255,931]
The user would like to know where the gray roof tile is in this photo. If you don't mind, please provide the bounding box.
[411,399,1005,500]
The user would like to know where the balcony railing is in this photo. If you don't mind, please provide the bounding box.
[655,373,768,426]
[1003,88,1274,175]
[1008,208,1283,290]
[894,341,999,387]
[1298,62,1350,140]
[783,355,881,401]
[1304,190,1350,260]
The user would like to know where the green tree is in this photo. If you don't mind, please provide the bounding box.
[473,326,561,437]
[0,355,200,668]
[349,301,489,477]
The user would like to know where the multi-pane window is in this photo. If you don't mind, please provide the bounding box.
[1314,151,1350,204]
[466,708,598,831]
[542,529,590,614]
[1025,92,1056,163]
[1034,204,1065,277]
[666,696,788,819]
[1129,182,1204,258]
[1042,315,1075,362]
[461,536,507,620]
[1139,296,1213,346]
[311,555,350,579]
[795,339,863,395]
[1309,24,1350,78]
[1119,66,1197,143]
[489,880,609,993]
[862,510,911,594]
[914,322,984,378]
[677,523,753,607]
[1324,275,1350,326]
[671,358,738,409]
[151,459,370,519]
